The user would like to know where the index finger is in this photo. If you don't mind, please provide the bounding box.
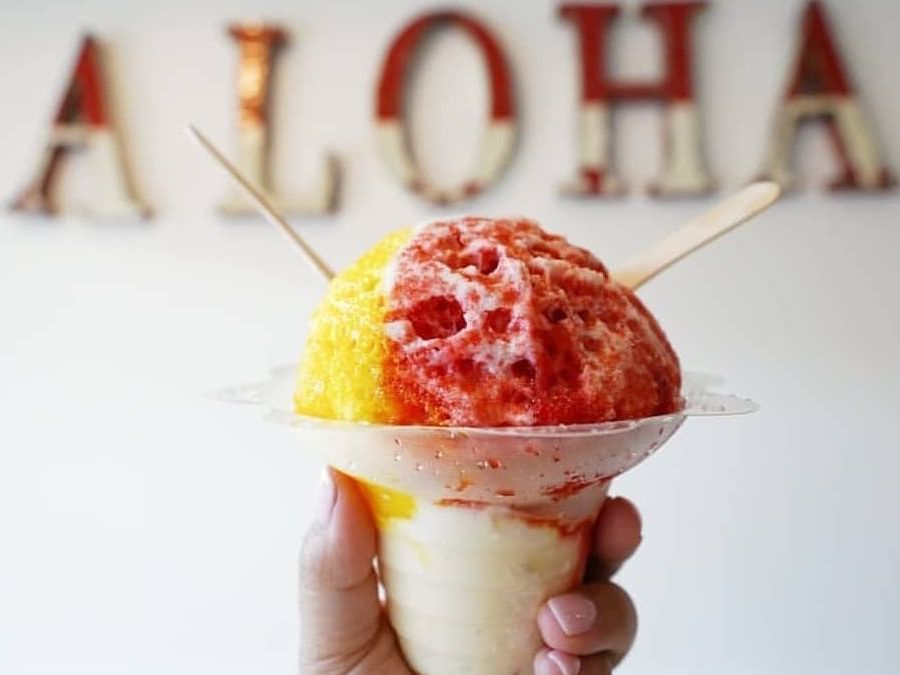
[583,496,642,582]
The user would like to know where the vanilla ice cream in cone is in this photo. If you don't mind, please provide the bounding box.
[363,483,605,675]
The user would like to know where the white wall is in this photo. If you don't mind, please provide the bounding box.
[1,0,899,673]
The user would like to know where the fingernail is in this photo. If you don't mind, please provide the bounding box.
[547,649,581,675]
[313,468,336,525]
[548,593,597,636]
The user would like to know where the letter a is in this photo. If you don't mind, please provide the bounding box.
[10,35,148,219]
[758,1,895,192]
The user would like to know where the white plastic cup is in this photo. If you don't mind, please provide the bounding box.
[295,417,684,675]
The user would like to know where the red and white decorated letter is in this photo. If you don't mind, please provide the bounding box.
[220,23,339,216]
[758,1,895,192]
[10,35,148,218]
[375,11,516,205]
[559,2,712,197]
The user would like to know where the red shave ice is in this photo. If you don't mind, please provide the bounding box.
[383,216,682,426]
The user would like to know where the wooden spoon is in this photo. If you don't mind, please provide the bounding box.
[611,181,781,290]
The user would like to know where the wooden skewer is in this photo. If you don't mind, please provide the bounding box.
[611,181,781,290]
[186,125,335,282]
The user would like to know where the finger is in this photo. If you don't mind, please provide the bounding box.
[533,648,582,675]
[537,584,637,659]
[585,496,642,581]
[533,648,614,675]
[299,468,383,672]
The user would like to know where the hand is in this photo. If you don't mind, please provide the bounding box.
[532,496,641,675]
[299,469,411,674]
[299,468,641,675]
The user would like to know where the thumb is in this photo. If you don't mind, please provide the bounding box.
[299,468,382,673]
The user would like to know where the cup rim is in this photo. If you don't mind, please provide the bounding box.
[212,364,757,439]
